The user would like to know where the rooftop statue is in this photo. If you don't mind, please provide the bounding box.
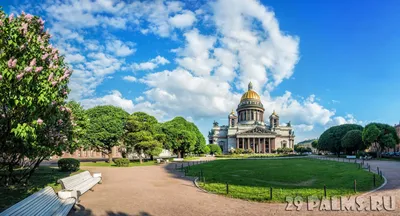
[213,121,219,127]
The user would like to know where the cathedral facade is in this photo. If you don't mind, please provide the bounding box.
[208,82,295,154]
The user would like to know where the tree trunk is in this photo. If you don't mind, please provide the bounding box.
[139,149,143,164]
[177,151,181,158]
[108,152,113,163]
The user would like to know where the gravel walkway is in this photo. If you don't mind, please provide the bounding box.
[71,158,400,216]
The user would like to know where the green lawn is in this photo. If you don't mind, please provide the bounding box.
[215,153,306,159]
[185,158,383,202]
[81,160,157,167]
[184,156,200,161]
[0,166,83,211]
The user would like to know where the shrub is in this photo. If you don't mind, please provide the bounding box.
[244,148,254,154]
[234,148,244,154]
[58,158,80,172]
[114,158,130,167]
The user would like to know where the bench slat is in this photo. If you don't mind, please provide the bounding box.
[0,186,74,216]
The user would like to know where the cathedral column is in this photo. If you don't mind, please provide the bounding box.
[236,138,239,149]
[263,138,266,153]
[253,138,255,152]
[258,138,261,153]
[247,138,250,150]
[242,138,244,149]
[269,138,271,153]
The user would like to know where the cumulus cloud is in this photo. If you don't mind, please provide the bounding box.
[123,76,137,82]
[130,56,170,71]
[106,40,136,57]
[169,10,196,28]
[80,90,135,113]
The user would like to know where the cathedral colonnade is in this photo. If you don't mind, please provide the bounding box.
[236,137,275,153]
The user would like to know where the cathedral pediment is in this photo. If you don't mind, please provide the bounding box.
[238,126,276,135]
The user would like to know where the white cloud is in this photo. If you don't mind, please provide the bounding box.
[293,124,314,132]
[106,40,136,57]
[131,56,170,71]
[175,29,217,76]
[211,0,299,92]
[65,53,85,63]
[169,10,196,28]
[80,90,135,113]
[123,76,137,82]
[135,96,144,102]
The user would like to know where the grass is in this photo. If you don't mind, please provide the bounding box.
[214,153,305,159]
[185,158,384,202]
[0,166,84,211]
[81,160,157,167]
[184,156,200,161]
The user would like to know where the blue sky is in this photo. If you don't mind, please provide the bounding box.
[4,0,400,142]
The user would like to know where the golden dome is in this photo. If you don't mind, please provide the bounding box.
[240,82,261,102]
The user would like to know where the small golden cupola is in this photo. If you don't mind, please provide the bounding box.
[240,82,261,102]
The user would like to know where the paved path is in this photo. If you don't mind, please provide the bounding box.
[71,158,400,216]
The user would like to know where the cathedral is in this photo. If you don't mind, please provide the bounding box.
[208,82,295,154]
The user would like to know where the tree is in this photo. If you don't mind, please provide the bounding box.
[0,11,76,185]
[341,130,365,154]
[362,123,399,158]
[85,106,128,163]
[208,144,222,155]
[162,117,201,158]
[124,112,163,163]
[311,140,319,150]
[66,101,89,148]
[318,124,363,156]
[203,145,210,154]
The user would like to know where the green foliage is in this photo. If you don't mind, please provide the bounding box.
[276,147,293,154]
[294,145,311,153]
[311,140,319,149]
[341,130,365,153]
[0,10,76,185]
[161,117,200,158]
[114,158,130,167]
[244,148,254,154]
[66,101,89,148]
[85,106,129,162]
[204,145,210,154]
[318,124,364,155]
[362,123,399,157]
[124,112,163,163]
[57,158,80,172]
[208,144,222,155]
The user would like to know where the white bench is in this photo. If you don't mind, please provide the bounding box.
[172,158,184,162]
[346,155,356,159]
[57,171,101,199]
[0,186,75,216]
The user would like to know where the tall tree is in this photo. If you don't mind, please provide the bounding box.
[208,144,222,155]
[124,112,162,163]
[0,10,76,185]
[318,124,363,156]
[162,117,199,158]
[362,123,399,158]
[341,130,365,154]
[66,101,89,148]
[85,106,128,163]
[311,140,319,150]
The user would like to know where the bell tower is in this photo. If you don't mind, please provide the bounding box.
[269,110,279,128]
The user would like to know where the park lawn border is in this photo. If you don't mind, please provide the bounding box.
[189,158,386,203]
